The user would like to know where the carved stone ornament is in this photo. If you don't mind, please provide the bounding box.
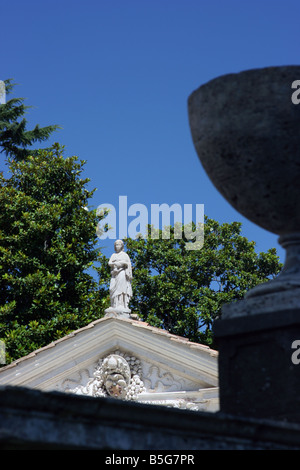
[68,350,146,400]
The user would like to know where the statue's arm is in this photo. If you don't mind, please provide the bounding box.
[108,255,117,268]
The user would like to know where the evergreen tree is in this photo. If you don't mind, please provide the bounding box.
[0,79,59,160]
[100,220,282,348]
[0,144,109,363]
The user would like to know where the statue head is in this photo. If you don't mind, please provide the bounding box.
[114,239,124,253]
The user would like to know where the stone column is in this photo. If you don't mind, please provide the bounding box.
[188,66,300,421]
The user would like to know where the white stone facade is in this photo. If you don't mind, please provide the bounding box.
[0,316,219,412]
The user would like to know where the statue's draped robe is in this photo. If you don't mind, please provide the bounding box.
[109,251,132,308]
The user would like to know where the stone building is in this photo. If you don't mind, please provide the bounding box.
[0,316,219,413]
[1,314,300,450]
[2,66,300,449]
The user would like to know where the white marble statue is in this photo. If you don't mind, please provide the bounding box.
[105,239,132,315]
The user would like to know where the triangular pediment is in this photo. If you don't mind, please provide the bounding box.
[0,316,219,412]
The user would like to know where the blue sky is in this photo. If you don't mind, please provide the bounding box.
[1,0,299,261]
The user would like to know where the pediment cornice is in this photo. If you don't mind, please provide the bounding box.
[0,317,218,391]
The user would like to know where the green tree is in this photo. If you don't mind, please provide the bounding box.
[0,144,109,363]
[0,79,59,160]
[118,219,282,348]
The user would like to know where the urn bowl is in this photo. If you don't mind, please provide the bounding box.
[188,66,300,235]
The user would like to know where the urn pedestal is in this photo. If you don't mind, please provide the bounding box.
[213,298,300,421]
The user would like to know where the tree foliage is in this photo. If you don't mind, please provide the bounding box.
[0,79,59,160]
[0,144,109,363]
[116,220,282,347]
[0,79,283,360]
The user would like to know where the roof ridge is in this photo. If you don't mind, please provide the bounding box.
[0,315,217,371]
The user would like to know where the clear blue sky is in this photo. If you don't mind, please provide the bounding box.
[1,0,299,261]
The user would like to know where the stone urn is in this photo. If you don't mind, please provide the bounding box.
[188,66,300,297]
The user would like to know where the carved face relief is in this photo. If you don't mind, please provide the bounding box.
[102,354,131,399]
[65,350,146,400]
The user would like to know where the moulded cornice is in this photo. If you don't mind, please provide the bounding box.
[0,317,218,390]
